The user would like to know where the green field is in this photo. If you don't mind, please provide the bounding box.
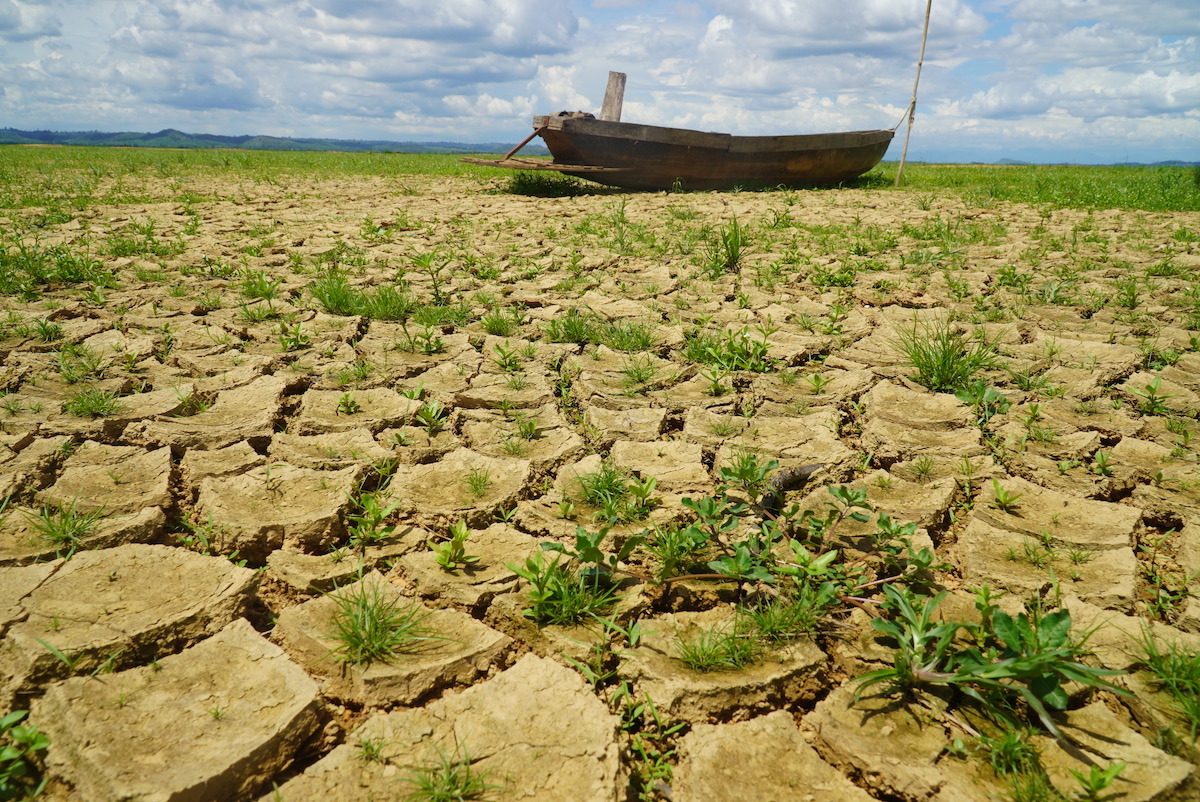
[2,145,1198,213]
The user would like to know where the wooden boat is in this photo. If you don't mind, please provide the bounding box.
[466,112,894,191]
[463,74,894,191]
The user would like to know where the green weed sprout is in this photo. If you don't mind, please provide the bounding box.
[24,500,107,557]
[0,710,49,799]
[855,586,1125,738]
[433,520,481,572]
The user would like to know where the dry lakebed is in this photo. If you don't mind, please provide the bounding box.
[1,150,1199,800]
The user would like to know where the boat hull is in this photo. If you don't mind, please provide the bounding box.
[535,114,894,190]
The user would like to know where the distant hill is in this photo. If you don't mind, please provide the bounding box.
[0,127,548,156]
[993,157,1198,167]
[1119,160,1199,168]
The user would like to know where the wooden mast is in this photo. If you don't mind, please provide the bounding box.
[895,0,933,186]
[599,71,626,122]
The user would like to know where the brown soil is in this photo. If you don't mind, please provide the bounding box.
[2,167,1200,800]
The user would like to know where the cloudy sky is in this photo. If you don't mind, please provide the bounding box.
[1,0,1196,163]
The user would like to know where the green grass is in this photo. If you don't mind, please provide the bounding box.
[702,217,749,275]
[327,581,444,666]
[402,742,502,801]
[575,463,656,524]
[543,309,658,352]
[879,162,1200,212]
[23,500,108,557]
[309,272,417,320]
[676,626,761,672]
[61,387,123,418]
[1141,632,1200,746]
[2,146,1195,212]
[544,308,596,344]
[502,170,589,197]
[0,240,116,298]
[737,582,839,642]
[894,319,999,393]
[55,344,105,383]
[0,148,488,203]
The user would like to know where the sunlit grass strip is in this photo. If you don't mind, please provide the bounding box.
[873,162,1200,212]
[4,145,1194,210]
[0,146,487,195]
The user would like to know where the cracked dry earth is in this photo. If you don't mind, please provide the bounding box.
[2,158,1200,801]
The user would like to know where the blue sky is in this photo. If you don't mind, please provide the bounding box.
[1,0,1196,163]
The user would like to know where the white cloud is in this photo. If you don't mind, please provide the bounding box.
[948,64,1200,122]
[711,0,989,57]
[0,0,1196,162]
[442,92,536,119]
[532,64,592,109]
[0,0,61,42]
[1006,0,1200,37]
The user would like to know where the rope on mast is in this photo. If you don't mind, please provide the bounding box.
[895,0,934,186]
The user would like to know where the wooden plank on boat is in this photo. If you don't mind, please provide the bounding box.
[599,71,626,122]
[460,157,623,173]
[548,115,734,150]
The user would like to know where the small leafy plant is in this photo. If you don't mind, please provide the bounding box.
[432,520,482,572]
[1069,761,1126,801]
[1128,376,1177,415]
[336,392,362,415]
[683,324,775,373]
[346,491,400,550]
[507,551,620,626]
[0,710,49,800]
[855,586,1126,738]
[989,479,1023,513]
[278,321,310,352]
[956,382,1012,427]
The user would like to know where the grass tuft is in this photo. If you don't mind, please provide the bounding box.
[24,499,107,557]
[895,319,999,393]
[402,742,502,801]
[62,387,123,418]
[327,581,444,666]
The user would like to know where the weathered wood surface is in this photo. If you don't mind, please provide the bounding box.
[541,115,894,190]
[599,71,626,122]
[460,157,623,173]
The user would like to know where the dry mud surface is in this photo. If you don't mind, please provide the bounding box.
[3,165,1200,800]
